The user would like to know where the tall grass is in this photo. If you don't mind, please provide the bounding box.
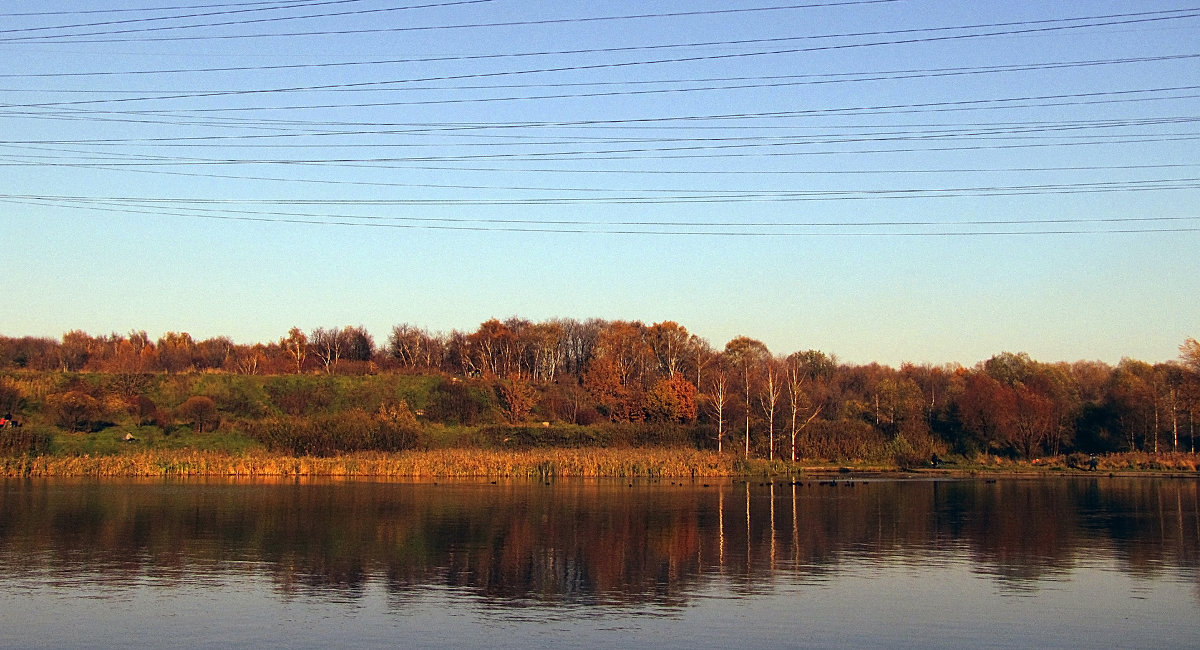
[0,448,740,478]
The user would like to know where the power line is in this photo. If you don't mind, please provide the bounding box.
[0,0,496,37]
[10,56,1199,112]
[0,0,355,18]
[7,197,1197,236]
[5,175,1197,204]
[0,1,896,42]
[5,115,1195,146]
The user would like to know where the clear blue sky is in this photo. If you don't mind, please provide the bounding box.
[2,0,1198,366]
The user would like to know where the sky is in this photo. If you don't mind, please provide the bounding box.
[2,0,1198,367]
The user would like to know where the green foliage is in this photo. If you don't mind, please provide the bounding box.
[426,377,497,425]
[338,373,439,413]
[190,374,269,418]
[264,375,335,416]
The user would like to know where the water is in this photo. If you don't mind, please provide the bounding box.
[2,477,1198,648]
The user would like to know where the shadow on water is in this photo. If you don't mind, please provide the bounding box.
[1,477,1199,607]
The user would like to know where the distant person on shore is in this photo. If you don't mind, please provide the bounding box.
[931,453,942,468]
[1088,454,1099,471]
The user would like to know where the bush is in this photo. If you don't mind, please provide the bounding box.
[478,424,607,448]
[265,376,333,416]
[128,394,166,428]
[45,390,101,432]
[426,378,495,425]
[0,380,24,415]
[175,396,219,433]
[248,407,420,457]
[0,425,52,456]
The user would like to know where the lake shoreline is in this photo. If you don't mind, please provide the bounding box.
[4,448,1198,479]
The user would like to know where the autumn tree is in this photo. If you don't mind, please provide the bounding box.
[1181,339,1200,452]
[648,321,689,377]
[499,375,537,424]
[469,319,516,377]
[58,330,95,371]
[526,320,565,382]
[156,331,197,373]
[1109,359,1159,452]
[584,355,639,422]
[195,336,234,370]
[958,372,1016,454]
[724,336,770,457]
[281,327,308,374]
[645,372,698,424]
[687,334,715,392]
[593,321,654,389]
[232,344,266,375]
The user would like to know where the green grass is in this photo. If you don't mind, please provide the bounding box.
[48,424,264,456]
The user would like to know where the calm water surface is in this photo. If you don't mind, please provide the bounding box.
[2,477,1199,648]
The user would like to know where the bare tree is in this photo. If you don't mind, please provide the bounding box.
[311,326,344,374]
[281,327,307,374]
[760,359,781,460]
[724,336,769,457]
[786,354,823,462]
[708,369,730,454]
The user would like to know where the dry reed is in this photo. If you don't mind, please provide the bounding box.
[1,448,740,478]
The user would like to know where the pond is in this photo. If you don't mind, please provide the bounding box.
[1,476,1198,648]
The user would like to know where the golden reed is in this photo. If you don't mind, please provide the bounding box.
[1,448,741,478]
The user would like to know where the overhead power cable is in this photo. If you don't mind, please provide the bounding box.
[4,115,1193,146]
[4,175,1197,205]
[0,1,897,42]
[0,0,361,18]
[6,197,1197,236]
[10,55,1200,112]
[0,0,496,37]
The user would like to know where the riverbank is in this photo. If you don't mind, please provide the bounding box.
[3,448,1199,479]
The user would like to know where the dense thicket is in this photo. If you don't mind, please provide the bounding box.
[1,322,1197,460]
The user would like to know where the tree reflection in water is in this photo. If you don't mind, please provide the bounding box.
[1,478,1198,606]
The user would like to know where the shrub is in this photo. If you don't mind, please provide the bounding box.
[0,425,52,456]
[265,376,334,416]
[248,407,420,457]
[175,396,219,433]
[45,390,101,432]
[127,394,165,427]
[478,424,605,448]
[0,380,23,415]
[426,378,495,425]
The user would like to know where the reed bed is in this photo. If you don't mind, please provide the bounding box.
[1,448,740,478]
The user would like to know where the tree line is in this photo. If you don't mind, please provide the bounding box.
[1,320,1198,460]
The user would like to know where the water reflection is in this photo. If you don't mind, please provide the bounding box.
[1,477,1198,606]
